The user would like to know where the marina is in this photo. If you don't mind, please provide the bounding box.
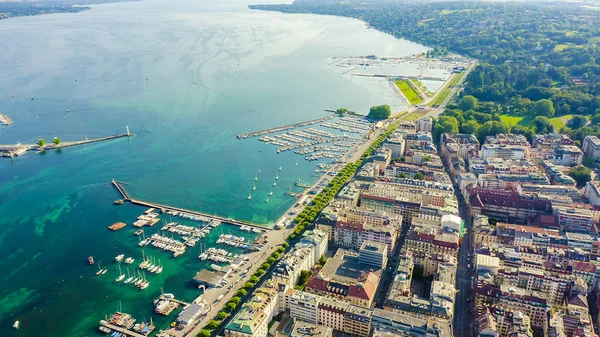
[98,311,155,337]
[239,114,376,163]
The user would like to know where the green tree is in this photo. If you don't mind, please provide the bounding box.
[367,104,391,119]
[476,121,510,143]
[229,296,242,305]
[399,173,408,178]
[52,137,61,145]
[217,312,228,320]
[460,120,479,134]
[224,302,237,312]
[198,329,212,337]
[414,172,424,180]
[533,99,555,117]
[458,95,478,111]
[531,116,552,134]
[250,276,260,283]
[569,165,592,185]
[319,254,327,265]
[37,139,45,147]
[206,320,221,330]
[336,108,348,115]
[236,289,247,297]
[432,116,459,141]
[568,115,588,129]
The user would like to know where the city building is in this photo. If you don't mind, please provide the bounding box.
[225,281,281,337]
[286,289,321,324]
[585,181,600,206]
[288,321,333,337]
[553,145,584,166]
[305,249,381,307]
[416,116,433,132]
[343,305,372,337]
[358,240,388,269]
[317,296,348,332]
[583,135,600,161]
[469,188,552,224]
[553,205,594,233]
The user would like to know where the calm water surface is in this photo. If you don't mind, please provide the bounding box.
[0,0,427,335]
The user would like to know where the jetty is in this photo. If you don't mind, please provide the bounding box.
[236,114,335,139]
[111,180,269,231]
[0,127,132,159]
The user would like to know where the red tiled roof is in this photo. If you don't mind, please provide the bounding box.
[335,221,364,232]
[573,261,596,274]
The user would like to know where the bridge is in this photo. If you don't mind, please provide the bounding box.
[111,180,269,231]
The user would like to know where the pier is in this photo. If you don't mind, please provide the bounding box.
[99,320,146,337]
[0,128,132,158]
[236,114,335,139]
[111,180,269,231]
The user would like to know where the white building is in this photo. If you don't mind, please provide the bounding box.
[585,181,600,206]
[286,289,321,324]
[583,135,600,161]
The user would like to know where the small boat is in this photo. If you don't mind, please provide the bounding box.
[269,191,273,196]
[124,269,134,284]
[247,193,252,200]
[296,162,298,166]
[254,175,258,181]
[114,199,124,205]
[124,257,135,264]
[88,256,94,265]
[252,182,256,191]
[140,281,149,290]
[115,265,125,282]
[266,198,269,203]
[12,321,20,329]
[279,166,282,171]
[275,175,279,180]
[273,182,277,187]
[115,254,124,262]
[96,262,107,276]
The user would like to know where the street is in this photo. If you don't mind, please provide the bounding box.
[453,187,475,336]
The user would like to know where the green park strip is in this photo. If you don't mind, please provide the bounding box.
[395,80,423,105]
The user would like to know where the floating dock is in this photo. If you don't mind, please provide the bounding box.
[99,320,146,337]
[236,114,335,139]
[111,180,269,231]
[109,222,127,231]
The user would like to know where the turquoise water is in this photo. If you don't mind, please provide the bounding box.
[0,0,427,335]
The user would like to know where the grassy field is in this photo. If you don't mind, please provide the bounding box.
[395,80,423,105]
[589,36,600,44]
[554,44,570,51]
[499,114,570,130]
[401,111,427,121]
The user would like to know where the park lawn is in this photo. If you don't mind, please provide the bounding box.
[395,80,423,105]
[589,36,600,44]
[447,72,465,88]
[550,117,566,130]
[499,114,571,130]
[430,88,451,107]
[438,9,472,15]
[418,18,435,25]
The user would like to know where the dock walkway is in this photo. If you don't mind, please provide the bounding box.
[236,114,335,139]
[111,180,269,231]
[99,320,145,337]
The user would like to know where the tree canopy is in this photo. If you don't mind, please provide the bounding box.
[569,165,592,185]
[367,104,391,119]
